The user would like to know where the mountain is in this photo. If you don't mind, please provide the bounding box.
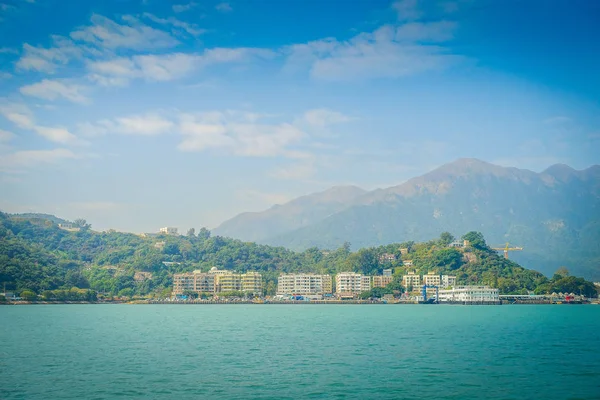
[213,185,366,242]
[216,159,600,280]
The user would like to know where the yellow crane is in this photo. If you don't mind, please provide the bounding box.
[492,242,523,259]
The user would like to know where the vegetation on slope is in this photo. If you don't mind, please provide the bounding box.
[0,212,597,299]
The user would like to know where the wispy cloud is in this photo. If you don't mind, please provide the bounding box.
[285,22,459,81]
[16,36,82,73]
[87,48,274,85]
[70,14,179,51]
[142,12,206,37]
[20,79,89,104]
[0,128,14,142]
[0,148,78,171]
[0,102,85,145]
[236,190,291,206]
[177,111,305,157]
[172,2,197,13]
[303,108,353,127]
[215,2,232,13]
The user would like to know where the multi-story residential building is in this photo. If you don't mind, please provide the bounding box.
[379,253,396,263]
[372,275,394,288]
[422,272,441,286]
[173,270,216,295]
[403,260,413,267]
[383,269,393,276]
[173,268,262,295]
[277,274,333,295]
[402,271,421,289]
[336,272,371,297]
[242,272,263,295]
[159,227,178,235]
[214,273,242,292]
[437,286,499,303]
[441,275,457,288]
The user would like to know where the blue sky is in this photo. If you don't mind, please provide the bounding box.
[0,0,598,233]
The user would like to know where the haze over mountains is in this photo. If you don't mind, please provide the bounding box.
[214,159,600,280]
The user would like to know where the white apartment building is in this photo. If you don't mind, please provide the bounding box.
[422,272,441,286]
[336,272,371,297]
[441,275,457,288]
[159,227,178,235]
[437,286,499,303]
[173,268,262,295]
[277,274,333,295]
[402,271,421,289]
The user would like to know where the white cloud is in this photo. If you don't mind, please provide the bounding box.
[303,109,352,127]
[392,0,422,21]
[20,79,89,103]
[16,35,82,73]
[0,128,14,141]
[87,48,273,85]
[0,102,84,145]
[0,148,78,171]
[80,113,174,136]
[142,12,206,36]
[286,23,460,81]
[215,2,232,12]
[33,126,81,144]
[114,114,174,135]
[177,111,305,157]
[70,14,178,51]
[173,2,197,13]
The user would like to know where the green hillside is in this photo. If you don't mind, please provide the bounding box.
[0,212,597,299]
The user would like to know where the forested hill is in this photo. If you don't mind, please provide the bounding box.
[0,212,597,299]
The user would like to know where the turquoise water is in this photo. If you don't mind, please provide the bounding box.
[1,305,599,400]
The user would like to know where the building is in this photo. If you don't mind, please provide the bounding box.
[379,253,396,263]
[336,272,371,297]
[173,268,262,295]
[437,286,499,303]
[172,270,216,295]
[372,275,394,288]
[277,274,333,295]
[383,269,393,276]
[58,223,80,232]
[402,271,421,289]
[441,275,457,288]
[422,272,441,286]
[400,248,409,255]
[241,272,263,295]
[159,227,178,235]
[403,260,413,267]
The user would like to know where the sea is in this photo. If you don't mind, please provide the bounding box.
[1,304,599,400]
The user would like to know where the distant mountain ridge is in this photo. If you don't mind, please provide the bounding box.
[214,158,600,280]
[213,185,367,242]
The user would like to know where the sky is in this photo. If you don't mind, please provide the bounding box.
[0,0,599,233]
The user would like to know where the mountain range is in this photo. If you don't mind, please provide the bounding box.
[214,158,600,280]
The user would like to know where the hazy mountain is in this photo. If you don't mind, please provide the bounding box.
[212,185,367,242]
[217,159,600,279]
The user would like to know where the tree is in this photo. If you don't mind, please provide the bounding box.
[555,267,570,278]
[20,289,37,301]
[74,219,91,230]
[462,231,487,250]
[439,232,455,246]
[187,228,196,238]
[197,227,211,240]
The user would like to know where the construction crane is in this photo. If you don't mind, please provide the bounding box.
[492,242,523,259]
